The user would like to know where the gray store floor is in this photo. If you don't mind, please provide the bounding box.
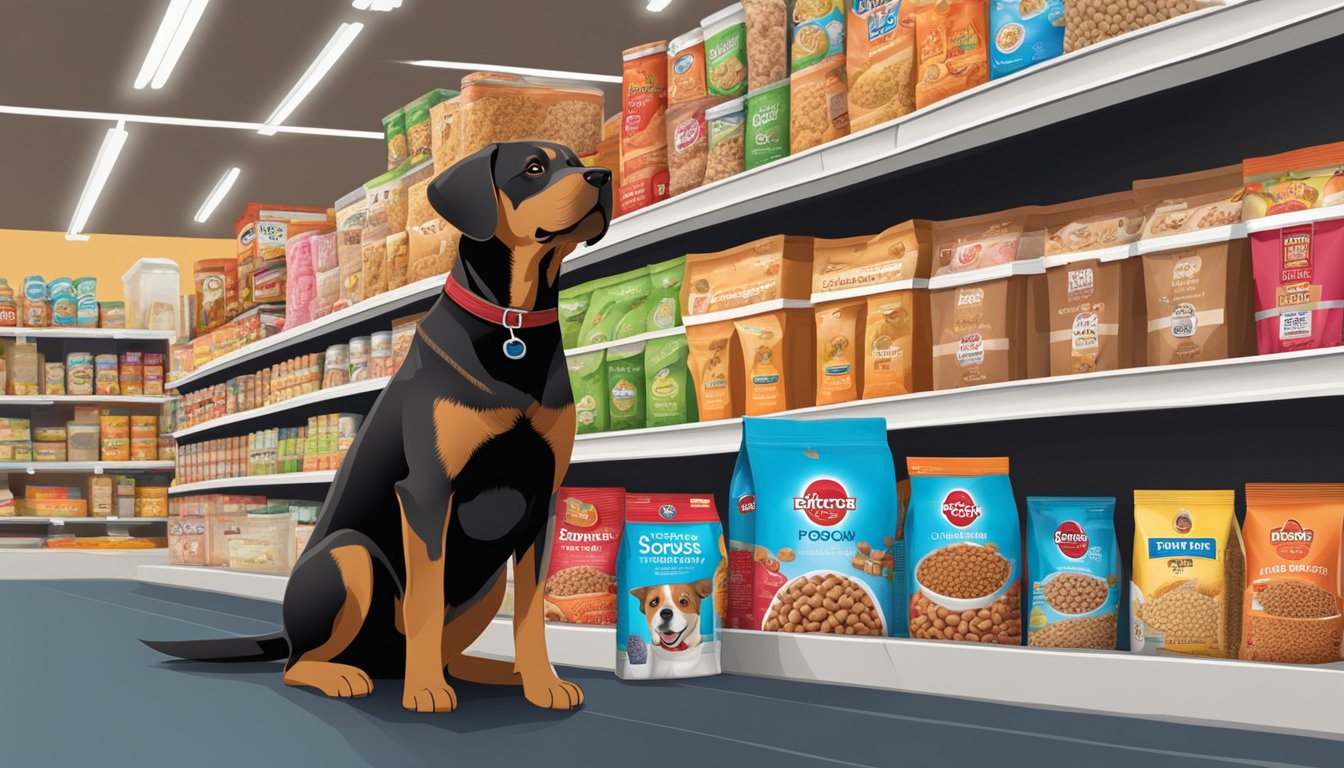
[0,581,1340,768]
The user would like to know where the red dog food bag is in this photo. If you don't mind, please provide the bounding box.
[542,488,625,625]
[1250,217,1344,355]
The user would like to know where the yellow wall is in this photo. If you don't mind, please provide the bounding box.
[0,229,233,303]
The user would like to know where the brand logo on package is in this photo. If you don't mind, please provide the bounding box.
[1067,268,1095,296]
[1172,256,1202,281]
[1173,511,1193,534]
[957,288,984,307]
[941,489,981,528]
[1148,536,1217,560]
[793,480,855,527]
[658,504,678,520]
[563,498,599,529]
[1270,518,1313,561]
[737,495,757,514]
[1054,520,1089,558]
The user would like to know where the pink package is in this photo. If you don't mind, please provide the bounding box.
[314,231,339,273]
[1251,217,1344,354]
[285,230,318,329]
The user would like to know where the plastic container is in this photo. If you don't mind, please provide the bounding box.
[459,72,604,159]
[122,258,180,336]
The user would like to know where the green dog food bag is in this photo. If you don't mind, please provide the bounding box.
[645,257,686,332]
[579,271,648,346]
[612,271,654,341]
[744,78,789,170]
[645,334,697,428]
[568,350,608,434]
[607,341,647,431]
[559,282,596,350]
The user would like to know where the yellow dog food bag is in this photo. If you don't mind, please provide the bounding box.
[1131,490,1244,658]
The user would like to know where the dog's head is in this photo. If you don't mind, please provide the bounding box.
[629,580,713,652]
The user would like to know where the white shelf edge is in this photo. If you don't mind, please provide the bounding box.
[810,279,928,304]
[167,273,446,391]
[1242,203,1344,233]
[683,299,813,327]
[1041,243,1138,269]
[0,327,177,341]
[1136,222,1247,254]
[0,395,172,406]
[565,326,686,357]
[927,259,1046,290]
[0,548,167,580]
[0,516,166,524]
[0,460,174,473]
[171,378,390,440]
[168,470,337,495]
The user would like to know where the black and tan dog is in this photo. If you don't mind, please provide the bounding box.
[144,141,611,713]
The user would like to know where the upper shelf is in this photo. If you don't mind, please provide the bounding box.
[561,0,1343,274]
[0,395,172,406]
[0,461,174,473]
[0,327,176,342]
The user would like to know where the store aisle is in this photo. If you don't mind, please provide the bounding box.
[0,581,1337,768]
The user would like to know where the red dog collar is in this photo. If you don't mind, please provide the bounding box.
[658,640,690,652]
[444,276,558,328]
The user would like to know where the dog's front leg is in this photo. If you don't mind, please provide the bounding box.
[513,533,583,710]
[397,483,456,713]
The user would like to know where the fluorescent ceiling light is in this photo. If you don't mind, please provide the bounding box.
[260,22,364,136]
[67,121,129,240]
[194,166,241,223]
[0,104,381,140]
[647,0,673,11]
[352,0,402,10]
[135,0,210,90]
[405,60,622,84]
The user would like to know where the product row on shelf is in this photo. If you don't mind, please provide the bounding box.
[0,408,172,464]
[173,413,362,484]
[2,344,165,397]
[1,468,171,550]
[167,494,320,573]
[0,259,182,335]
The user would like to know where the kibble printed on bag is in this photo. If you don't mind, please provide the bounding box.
[1026,497,1119,649]
[542,488,625,625]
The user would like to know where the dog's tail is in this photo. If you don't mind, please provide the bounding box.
[141,632,289,663]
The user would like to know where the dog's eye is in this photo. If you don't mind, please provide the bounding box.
[649,597,659,608]
[525,160,545,175]
[679,597,689,606]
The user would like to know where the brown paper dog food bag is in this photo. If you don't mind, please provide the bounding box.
[1045,258,1145,375]
[812,220,932,296]
[733,309,815,415]
[1141,239,1254,366]
[1134,165,1244,240]
[814,299,864,405]
[682,235,814,317]
[930,276,1042,389]
[686,320,744,421]
[864,289,931,397]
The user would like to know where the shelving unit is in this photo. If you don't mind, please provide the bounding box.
[0,395,173,406]
[170,377,389,440]
[0,328,176,342]
[0,460,174,473]
[167,470,336,495]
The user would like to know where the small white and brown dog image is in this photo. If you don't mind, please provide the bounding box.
[627,580,717,678]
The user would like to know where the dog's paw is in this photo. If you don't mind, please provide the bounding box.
[523,677,584,710]
[403,683,458,713]
[283,661,373,699]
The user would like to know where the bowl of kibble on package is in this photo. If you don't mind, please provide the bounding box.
[913,542,1014,612]
[762,569,887,636]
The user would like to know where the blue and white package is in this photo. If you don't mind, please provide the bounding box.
[989,0,1065,79]
[616,494,724,680]
[1025,496,1119,649]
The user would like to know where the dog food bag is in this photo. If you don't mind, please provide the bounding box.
[1045,253,1144,375]
[645,334,698,428]
[1141,239,1254,365]
[932,207,1038,277]
[1025,497,1119,649]
[382,109,407,169]
[607,341,647,432]
[1132,490,1243,659]
[814,299,864,405]
[990,0,1065,80]
[1241,483,1344,665]
[733,309,816,415]
[907,457,1022,645]
[703,97,746,185]
[559,283,596,350]
[791,0,845,71]
[49,278,77,327]
[1250,217,1344,355]
[703,4,749,98]
[669,29,709,105]
[458,72,604,158]
[404,88,457,163]
[1134,165,1244,241]
[730,416,899,635]
[686,320,743,421]
[744,0,788,90]
[1242,141,1344,220]
[575,274,626,346]
[620,42,671,217]
[914,0,989,109]
[1040,191,1144,258]
[335,186,367,305]
[74,277,98,328]
[617,494,724,680]
[1064,0,1222,54]
[864,290,932,396]
[544,487,626,625]
[929,273,1047,390]
[407,218,460,284]
[789,0,848,153]
[812,219,933,295]
[745,78,791,169]
[611,271,657,342]
[430,96,462,175]
[668,95,727,196]
[385,231,410,292]
[847,0,917,133]
[646,257,686,332]
[683,235,814,316]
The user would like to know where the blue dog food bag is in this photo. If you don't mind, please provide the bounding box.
[1026,497,1119,649]
[729,417,900,636]
[989,0,1065,80]
[616,494,725,680]
[906,458,1022,644]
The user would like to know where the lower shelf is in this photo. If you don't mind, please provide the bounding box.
[136,564,288,601]
[0,548,167,579]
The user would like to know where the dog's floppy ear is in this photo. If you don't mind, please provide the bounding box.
[629,586,650,606]
[692,579,713,599]
[426,144,499,242]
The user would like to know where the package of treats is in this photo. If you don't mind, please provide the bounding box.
[914,0,989,109]
[43,363,65,395]
[814,299,865,405]
[685,320,743,421]
[543,487,626,625]
[847,0,917,133]
[989,0,1065,79]
[702,3,748,98]
[606,341,646,432]
[430,96,462,176]
[1040,192,1144,258]
[812,219,932,295]
[567,350,608,434]
[74,277,98,327]
[789,0,848,153]
[559,283,595,350]
[668,29,709,105]
[383,108,407,170]
[1025,497,1119,649]
[578,270,652,346]
[1243,141,1344,219]
[1133,165,1244,240]
[928,272,1048,389]
[406,218,461,284]
[864,289,931,397]
[906,457,1022,645]
[729,417,899,635]
[49,277,77,326]
[668,95,728,196]
[1240,483,1344,665]
[458,72,604,159]
[1131,490,1243,658]
[404,88,457,162]
[644,334,698,428]
[1064,0,1222,54]
[703,97,746,184]
[646,257,686,333]
[682,235,813,316]
[932,207,1038,277]
[1250,217,1344,355]
[617,494,724,680]
[65,353,94,396]
[1044,252,1144,375]
[745,78,791,169]
[385,231,410,291]
[619,41,671,217]
[743,0,788,90]
[1141,239,1254,365]
[790,0,844,71]
[733,309,815,415]
[334,186,367,305]
[21,276,49,327]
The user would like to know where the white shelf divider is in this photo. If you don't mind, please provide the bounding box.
[0,394,172,406]
[0,327,177,342]
[168,470,337,495]
[565,326,685,357]
[0,460,174,473]
[0,516,166,524]
[172,377,390,440]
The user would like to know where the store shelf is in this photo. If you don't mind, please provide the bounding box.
[683,299,812,327]
[0,460,174,473]
[0,516,166,524]
[171,377,390,440]
[0,327,177,342]
[565,326,685,357]
[168,274,445,391]
[136,564,288,602]
[0,548,167,580]
[168,470,337,495]
[0,394,172,406]
[571,347,1344,463]
[561,0,1343,274]
[1242,202,1344,233]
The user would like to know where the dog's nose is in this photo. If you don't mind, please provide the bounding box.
[583,168,612,187]
[659,608,673,621]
